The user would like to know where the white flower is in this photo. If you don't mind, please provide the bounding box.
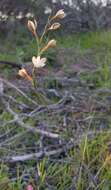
[32,56,47,68]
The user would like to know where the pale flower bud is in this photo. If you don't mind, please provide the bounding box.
[47,39,57,48]
[41,39,56,53]
[49,22,61,30]
[27,20,37,35]
[52,9,65,20]
[18,68,32,81]
[18,68,27,78]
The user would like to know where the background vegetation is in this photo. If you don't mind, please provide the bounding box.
[1,0,111,190]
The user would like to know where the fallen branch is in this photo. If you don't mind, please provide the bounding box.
[2,98,60,139]
[28,93,74,117]
[0,77,38,106]
[9,148,63,162]
[0,60,22,69]
[3,141,74,163]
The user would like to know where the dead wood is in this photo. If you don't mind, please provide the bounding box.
[0,60,22,69]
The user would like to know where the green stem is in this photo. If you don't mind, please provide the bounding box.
[32,66,37,89]
[35,33,40,56]
[40,15,51,43]
[32,33,40,89]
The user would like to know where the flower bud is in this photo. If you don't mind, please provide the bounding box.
[41,39,56,53]
[27,20,37,35]
[18,68,32,81]
[52,10,65,20]
[47,39,57,48]
[49,22,61,30]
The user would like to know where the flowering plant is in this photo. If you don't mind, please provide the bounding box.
[18,10,65,88]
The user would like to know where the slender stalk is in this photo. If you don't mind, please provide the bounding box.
[32,66,37,89]
[35,33,40,55]
[40,15,51,43]
[32,32,40,89]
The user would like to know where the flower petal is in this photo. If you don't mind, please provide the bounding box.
[36,56,41,64]
[41,58,47,64]
[32,56,37,65]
